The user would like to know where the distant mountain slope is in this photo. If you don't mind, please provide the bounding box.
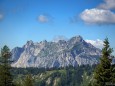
[11,35,101,68]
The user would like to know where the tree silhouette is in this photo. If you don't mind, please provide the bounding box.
[94,38,113,86]
[0,45,14,86]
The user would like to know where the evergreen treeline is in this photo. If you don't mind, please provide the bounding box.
[13,65,95,86]
[11,65,96,76]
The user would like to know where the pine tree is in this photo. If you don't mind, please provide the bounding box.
[111,63,115,83]
[81,72,91,86]
[0,45,14,86]
[94,38,113,86]
[23,74,33,86]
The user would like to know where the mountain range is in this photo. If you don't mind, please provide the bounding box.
[11,36,101,68]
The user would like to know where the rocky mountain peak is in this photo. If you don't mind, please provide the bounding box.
[11,35,101,68]
[40,40,47,44]
[58,40,66,44]
[70,35,83,42]
[26,40,33,45]
[23,40,34,49]
[67,35,84,48]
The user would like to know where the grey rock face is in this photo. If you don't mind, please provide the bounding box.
[11,47,24,62]
[11,36,101,68]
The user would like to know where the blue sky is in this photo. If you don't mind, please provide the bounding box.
[0,0,115,54]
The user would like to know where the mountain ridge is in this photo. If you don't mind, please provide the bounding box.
[11,35,101,68]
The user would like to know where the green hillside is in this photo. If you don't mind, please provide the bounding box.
[13,65,95,86]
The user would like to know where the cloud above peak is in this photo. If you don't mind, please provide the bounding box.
[80,8,115,25]
[85,39,103,49]
[98,0,115,10]
[37,14,53,23]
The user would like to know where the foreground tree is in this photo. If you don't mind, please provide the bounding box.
[0,45,14,86]
[94,38,113,86]
[111,61,115,83]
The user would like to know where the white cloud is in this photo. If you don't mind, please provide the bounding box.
[98,0,115,10]
[80,8,115,25]
[38,15,48,23]
[37,14,53,23]
[52,35,68,42]
[85,39,103,49]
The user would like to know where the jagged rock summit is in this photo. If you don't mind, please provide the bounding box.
[11,35,101,68]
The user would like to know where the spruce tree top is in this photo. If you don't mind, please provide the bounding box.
[102,38,113,57]
[1,45,11,59]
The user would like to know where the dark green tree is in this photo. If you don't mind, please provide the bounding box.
[0,45,14,86]
[111,63,115,83]
[94,38,113,86]
[23,74,33,86]
[81,72,92,86]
